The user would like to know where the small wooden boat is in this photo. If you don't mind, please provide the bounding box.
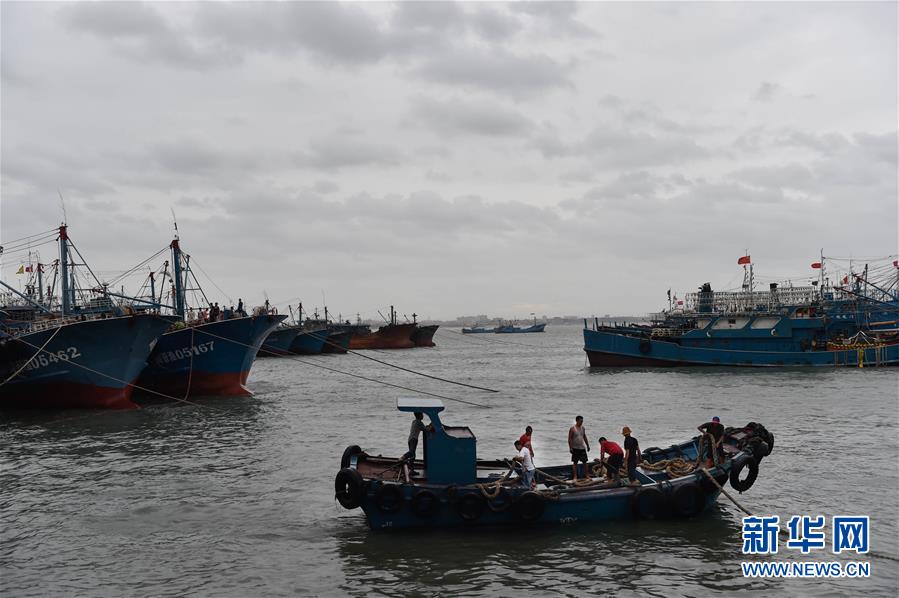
[335,399,774,529]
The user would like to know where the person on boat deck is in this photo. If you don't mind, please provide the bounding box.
[568,415,590,481]
[513,439,536,489]
[518,426,534,458]
[597,436,624,482]
[698,416,725,463]
[622,426,641,485]
[402,412,429,472]
[237,298,244,316]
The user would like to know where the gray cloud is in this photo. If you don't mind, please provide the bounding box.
[753,81,781,102]
[293,139,402,171]
[408,96,535,138]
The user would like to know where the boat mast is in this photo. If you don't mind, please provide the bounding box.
[170,238,185,318]
[59,224,70,315]
[36,261,43,306]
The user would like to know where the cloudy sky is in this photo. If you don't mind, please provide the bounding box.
[2,1,896,320]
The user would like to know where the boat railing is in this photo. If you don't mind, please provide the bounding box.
[684,287,819,313]
[15,313,114,335]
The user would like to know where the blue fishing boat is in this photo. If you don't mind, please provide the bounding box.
[495,317,546,334]
[462,324,494,334]
[0,224,179,409]
[135,237,286,397]
[261,325,302,356]
[584,256,899,367]
[335,399,773,529]
[290,328,329,355]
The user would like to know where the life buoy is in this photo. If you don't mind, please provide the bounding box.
[514,491,546,522]
[375,483,404,513]
[455,492,486,521]
[729,455,759,492]
[638,339,652,354]
[334,468,365,509]
[410,490,439,518]
[340,445,362,469]
[632,486,666,520]
[671,482,704,517]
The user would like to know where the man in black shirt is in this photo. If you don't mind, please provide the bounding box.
[698,416,725,463]
[622,426,640,485]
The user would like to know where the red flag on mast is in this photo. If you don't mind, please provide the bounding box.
[737,255,751,265]
[810,262,822,269]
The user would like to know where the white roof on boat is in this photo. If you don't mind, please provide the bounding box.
[396,398,445,412]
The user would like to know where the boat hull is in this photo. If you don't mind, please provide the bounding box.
[138,315,286,398]
[321,330,351,354]
[290,329,328,355]
[583,328,899,367]
[496,324,545,333]
[261,326,301,356]
[0,314,176,410]
[349,323,416,350]
[411,324,438,347]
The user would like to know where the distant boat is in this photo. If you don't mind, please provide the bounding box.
[410,314,438,347]
[462,324,494,334]
[348,306,416,350]
[260,325,301,356]
[495,318,546,334]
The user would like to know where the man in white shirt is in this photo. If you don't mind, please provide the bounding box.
[513,439,536,489]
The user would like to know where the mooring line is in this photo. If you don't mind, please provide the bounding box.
[193,327,491,409]
[304,330,499,393]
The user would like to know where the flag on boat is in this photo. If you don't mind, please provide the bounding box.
[677,300,684,305]
[737,255,751,265]
[811,262,822,269]
[894,260,898,268]
[15,265,31,274]
[842,275,849,284]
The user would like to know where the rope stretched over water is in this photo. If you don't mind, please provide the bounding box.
[195,326,492,409]
[305,330,499,393]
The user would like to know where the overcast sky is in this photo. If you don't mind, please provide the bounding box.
[2,1,896,320]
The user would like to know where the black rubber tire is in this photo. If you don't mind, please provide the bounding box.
[514,491,546,522]
[729,455,759,493]
[671,482,704,517]
[638,339,652,354]
[340,445,362,469]
[410,489,439,518]
[632,486,666,520]
[455,492,487,522]
[374,483,405,513]
[335,468,365,510]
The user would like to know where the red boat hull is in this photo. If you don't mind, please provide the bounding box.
[349,323,416,350]
[0,380,140,410]
[138,370,253,398]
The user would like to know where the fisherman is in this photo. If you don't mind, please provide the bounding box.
[237,298,244,316]
[518,425,534,458]
[622,426,641,485]
[568,415,590,481]
[402,412,428,474]
[698,416,725,464]
[597,436,624,482]
[513,439,536,489]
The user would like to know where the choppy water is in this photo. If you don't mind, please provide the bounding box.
[2,324,897,597]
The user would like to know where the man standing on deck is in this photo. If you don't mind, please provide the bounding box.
[568,415,590,481]
[402,412,427,474]
[513,439,536,489]
[622,426,641,485]
[698,416,725,464]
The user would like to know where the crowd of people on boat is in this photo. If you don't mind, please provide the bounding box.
[187,298,249,324]
[400,412,726,489]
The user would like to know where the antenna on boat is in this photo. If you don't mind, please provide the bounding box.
[170,208,180,240]
[57,189,68,225]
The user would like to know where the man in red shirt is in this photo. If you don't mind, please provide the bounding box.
[598,436,624,482]
[518,426,534,458]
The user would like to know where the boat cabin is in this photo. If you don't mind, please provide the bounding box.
[397,398,477,485]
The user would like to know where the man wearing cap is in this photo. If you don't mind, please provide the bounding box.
[622,426,641,485]
[698,416,725,464]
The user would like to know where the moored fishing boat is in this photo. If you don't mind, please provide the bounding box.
[409,314,438,347]
[584,255,899,367]
[495,317,546,334]
[0,314,177,409]
[134,237,286,398]
[348,306,415,350]
[260,325,302,356]
[290,328,329,355]
[462,325,494,334]
[335,399,774,529]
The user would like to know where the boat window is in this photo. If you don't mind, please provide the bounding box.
[695,319,712,329]
[711,317,749,330]
[750,317,781,329]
